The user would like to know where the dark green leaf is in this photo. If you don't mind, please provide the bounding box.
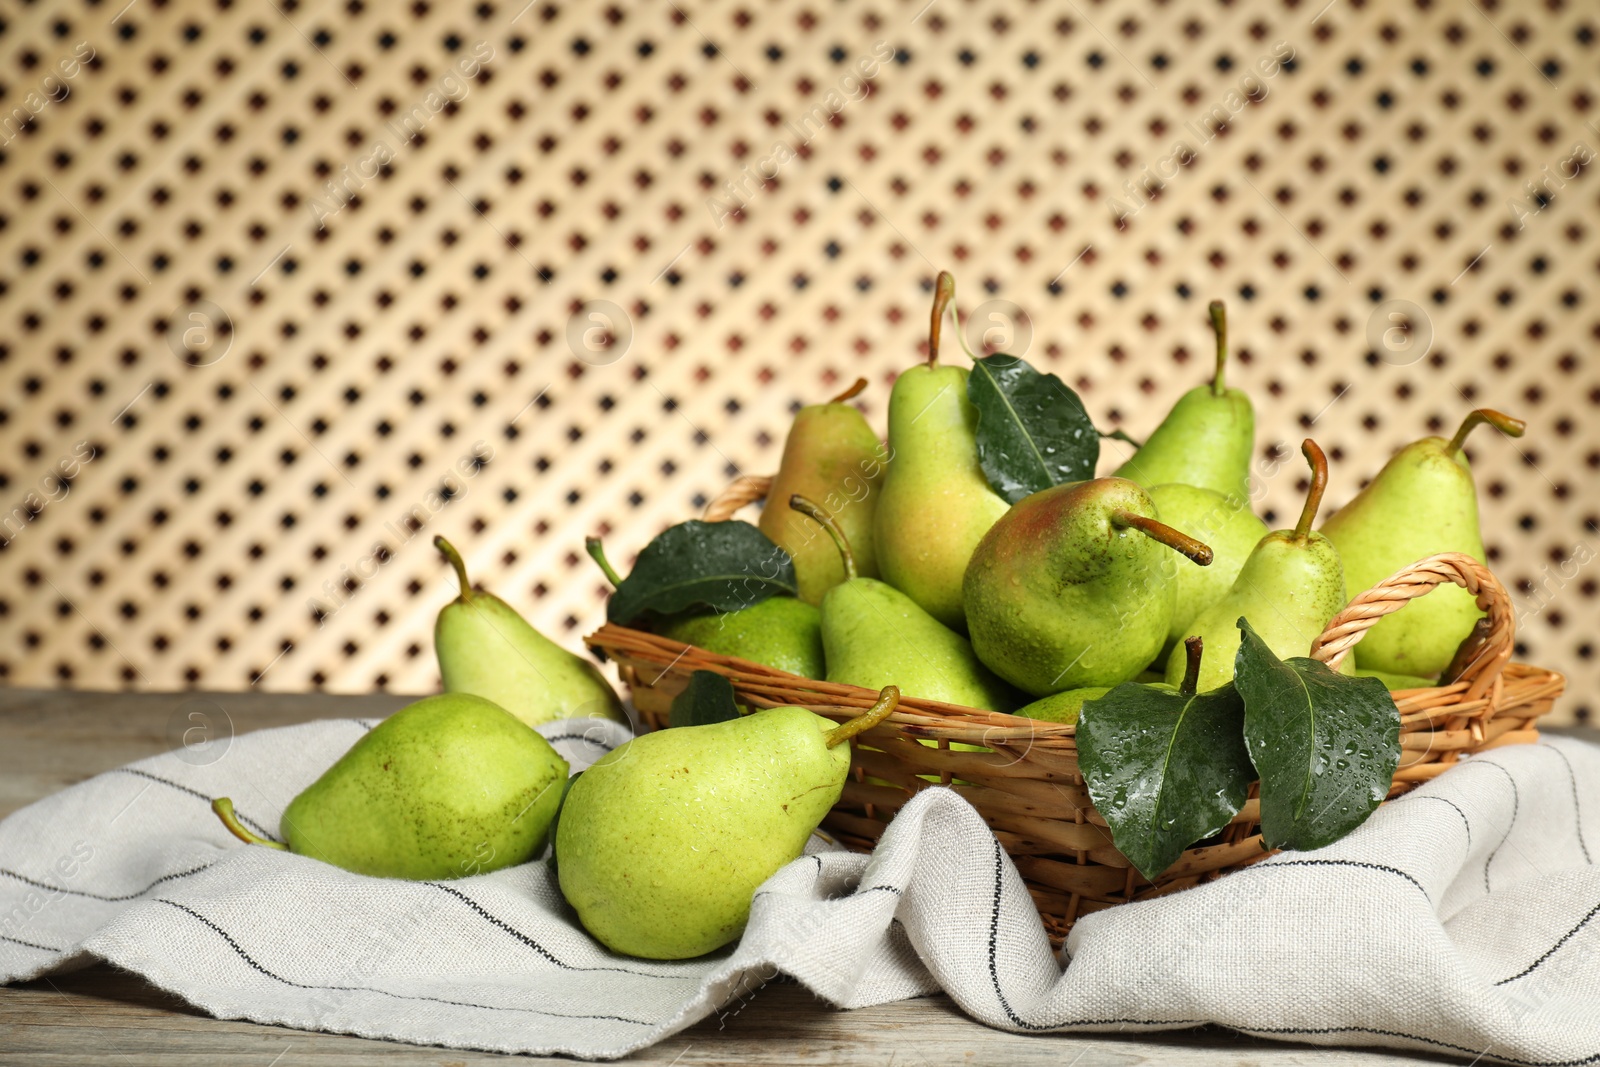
[606,520,797,625]
[1077,680,1254,881]
[968,354,1100,504]
[1234,618,1402,851]
[668,670,742,729]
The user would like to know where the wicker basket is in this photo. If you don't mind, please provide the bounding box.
[585,476,1565,943]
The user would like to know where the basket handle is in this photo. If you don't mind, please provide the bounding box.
[1309,551,1513,702]
[703,474,774,521]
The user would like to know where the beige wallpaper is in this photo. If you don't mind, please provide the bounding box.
[0,0,1594,724]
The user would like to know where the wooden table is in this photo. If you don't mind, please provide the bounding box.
[0,689,1489,1065]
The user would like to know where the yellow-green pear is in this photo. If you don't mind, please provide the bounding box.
[1016,687,1109,726]
[1320,409,1525,677]
[657,597,825,678]
[1148,483,1269,651]
[874,272,1009,631]
[434,537,626,726]
[793,495,1019,712]
[557,688,900,959]
[1354,667,1438,692]
[1167,440,1350,693]
[758,378,887,605]
[212,693,568,879]
[1113,301,1254,502]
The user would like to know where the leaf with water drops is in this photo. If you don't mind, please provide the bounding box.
[1234,618,1402,851]
[1077,680,1254,882]
[967,354,1100,504]
[605,519,797,625]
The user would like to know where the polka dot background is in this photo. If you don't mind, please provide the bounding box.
[0,0,1594,724]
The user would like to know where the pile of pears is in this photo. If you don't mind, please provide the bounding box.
[205,271,1527,965]
[639,277,1525,716]
[210,536,902,961]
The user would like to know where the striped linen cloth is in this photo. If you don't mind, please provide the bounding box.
[2,718,1597,1063]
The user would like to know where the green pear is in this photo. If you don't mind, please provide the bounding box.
[964,477,1214,696]
[1320,409,1525,677]
[758,377,887,605]
[433,537,626,726]
[874,272,1010,631]
[657,597,825,678]
[1016,687,1109,726]
[792,495,1019,712]
[1167,440,1351,693]
[557,688,900,959]
[1017,681,1183,726]
[212,693,568,879]
[1354,667,1438,691]
[584,537,825,678]
[1148,482,1270,650]
[1112,301,1255,502]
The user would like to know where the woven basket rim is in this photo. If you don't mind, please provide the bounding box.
[587,621,1566,739]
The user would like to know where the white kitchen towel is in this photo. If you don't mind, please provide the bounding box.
[2,718,1598,1064]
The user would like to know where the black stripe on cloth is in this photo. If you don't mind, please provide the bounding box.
[425,883,696,980]
[1404,794,1473,848]
[1494,899,1600,987]
[1463,760,1521,893]
[1542,743,1592,864]
[1237,1024,1600,1066]
[1,933,59,953]
[975,842,1213,1031]
[1233,858,1431,901]
[753,882,904,903]
[985,835,1050,1031]
[540,733,618,751]
[0,861,216,903]
[114,768,279,840]
[155,899,656,1026]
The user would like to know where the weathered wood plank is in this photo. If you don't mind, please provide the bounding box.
[2,963,1464,1066]
[0,688,413,820]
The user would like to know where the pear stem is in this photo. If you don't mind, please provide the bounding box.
[1179,636,1204,698]
[1111,510,1213,566]
[1446,408,1526,455]
[585,537,624,589]
[1209,300,1228,396]
[825,686,900,748]
[434,536,473,602]
[211,798,288,851]
[787,495,856,580]
[1293,439,1329,542]
[928,271,956,368]
[829,377,868,404]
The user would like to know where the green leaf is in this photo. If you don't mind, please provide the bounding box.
[1233,618,1402,851]
[1076,681,1254,882]
[968,354,1100,504]
[668,670,742,729]
[606,520,797,625]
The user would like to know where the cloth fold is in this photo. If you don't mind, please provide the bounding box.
[3,717,1598,1063]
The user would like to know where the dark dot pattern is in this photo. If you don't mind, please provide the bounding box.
[0,1,1593,722]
